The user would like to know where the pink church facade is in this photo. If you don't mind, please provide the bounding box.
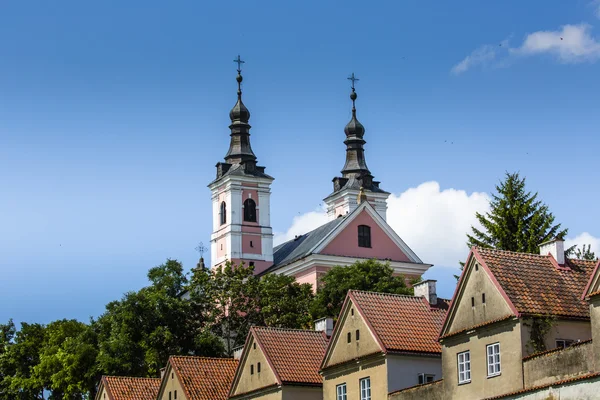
[208,65,432,290]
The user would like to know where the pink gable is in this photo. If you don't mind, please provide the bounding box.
[319,209,412,262]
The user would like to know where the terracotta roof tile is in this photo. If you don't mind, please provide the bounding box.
[253,327,328,385]
[476,248,596,319]
[102,376,160,400]
[351,291,447,354]
[168,356,238,400]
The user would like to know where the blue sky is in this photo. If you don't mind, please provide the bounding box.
[1,0,600,325]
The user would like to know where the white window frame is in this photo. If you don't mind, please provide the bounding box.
[360,377,371,400]
[556,339,574,349]
[336,383,347,400]
[457,351,471,384]
[487,343,501,377]
[418,373,436,385]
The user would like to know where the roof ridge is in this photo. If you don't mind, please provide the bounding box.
[253,326,325,334]
[104,376,161,380]
[351,290,421,299]
[274,217,345,248]
[170,355,237,362]
[477,247,550,258]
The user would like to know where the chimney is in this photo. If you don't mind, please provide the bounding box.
[233,345,244,360]
[539,238,565,265]
[414,280,437,305]
[314,317,334,337]
[160,367,166,379]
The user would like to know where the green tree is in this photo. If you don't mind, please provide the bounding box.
[33,320,98,399]
[96,259,223,377]
[255,274,314,329]
[566,244,597,261]
[0,322,46,399]
[467,172,567,253]
[311,259,413,319]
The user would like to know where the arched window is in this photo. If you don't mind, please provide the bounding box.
[220,202,227,225]
[358,225,371,248]
[244,198,257,222]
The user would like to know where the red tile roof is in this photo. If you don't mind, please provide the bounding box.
[475,248,596,319]
[350,290,447,354]
[168,356,238,400]
[252,327,328,385]
[101,376,160,400]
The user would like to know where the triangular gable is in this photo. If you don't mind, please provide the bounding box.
[95,378,110,400]
[229,329,280,398]
[156,362,177,400]
[313,201,423,264]
[582,259,600,299]
[440,248,518,338]
[321,292,384,369]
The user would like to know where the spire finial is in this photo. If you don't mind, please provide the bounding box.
[347,72,359,112]
[234,55,245,98]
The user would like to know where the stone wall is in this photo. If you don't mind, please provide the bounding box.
[494,373,600,400]
[523,340,594,388]
[388,379,443,400]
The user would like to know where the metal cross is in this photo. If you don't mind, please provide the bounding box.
[347,72,359,89]
[195,242,207,259]
[234,55,245,72]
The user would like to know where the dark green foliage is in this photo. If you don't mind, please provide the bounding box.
[467,172,567,253]
[566,244,597,261]
[311,259,413,319]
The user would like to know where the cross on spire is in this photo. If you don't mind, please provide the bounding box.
[195,242,207,259]
[234,55,245,73]
[347,72,359,90]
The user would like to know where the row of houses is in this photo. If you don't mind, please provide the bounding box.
[97,238,600,400]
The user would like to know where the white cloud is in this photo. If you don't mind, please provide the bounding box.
[274,181,490,267]
[514,24,600,62]
[452,23,600,74]
[274,209,328,246]
[451,44,499,75]
[565,232,600,257]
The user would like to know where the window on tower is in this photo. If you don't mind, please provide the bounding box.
[220,202,227,225]
[358,225,371,248]
[244,199,257,222]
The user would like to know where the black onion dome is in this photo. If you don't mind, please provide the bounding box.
[229,98,250,123]
[344,112,365,137]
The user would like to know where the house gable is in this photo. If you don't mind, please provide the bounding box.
[156,364,187,400]
[583,260,600,299]
[442,250,516,336]
[96,383,110,400]
[230,333,279,397]
[322,297,384,369]
[318,208,412,262]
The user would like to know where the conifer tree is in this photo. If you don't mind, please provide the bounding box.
[467,172,567,253]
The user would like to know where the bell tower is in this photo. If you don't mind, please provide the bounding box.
[324,73,389,220]
[208,56,274,274]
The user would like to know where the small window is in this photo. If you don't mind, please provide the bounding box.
[458,351,471,384]
[257,362,261,373]
[358,225,371,248]
[243,198,257,222]
[169,392,172,400]
[347,332,352,343]
[482,293,486,304]
[253,343,256,350]
[475,264,479,271]
[351,308,354,316]
[250,240,254,247]
[336,383,347,400]
[249,261,255,267]
[556,339,574,349]
[471,297,475,307]
[356,329,360,341]
[418,373,435,385]
[174,390,177,399]
[220,202,227,225]
[487,343,501,377]
[171,372,173,379]
[250,364,254,375]
[360,377,371,400]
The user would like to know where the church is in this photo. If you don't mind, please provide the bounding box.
[208,58,432,290]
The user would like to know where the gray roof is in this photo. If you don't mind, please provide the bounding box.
[260,217,345,275]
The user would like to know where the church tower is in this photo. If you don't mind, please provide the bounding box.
[208,57,274,274]
[324,74,389,221]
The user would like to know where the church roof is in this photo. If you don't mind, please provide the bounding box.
[262,217,345,275]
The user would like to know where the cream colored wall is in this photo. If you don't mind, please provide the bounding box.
[232,335,279,397]
[324,299,383,368]
[446,261,513,335]
[96,387,109,400]
[232,387,283,400]
[322,357,387,400]
[519,319,592,357]
[158,367,188,400]
[282,386,322,400]
[442,319,524,400]
[590,297,600,370]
